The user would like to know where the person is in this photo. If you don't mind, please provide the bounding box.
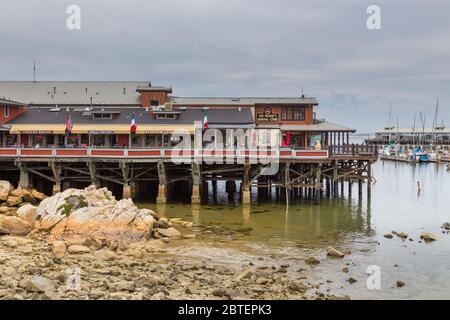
[314,140,321,150]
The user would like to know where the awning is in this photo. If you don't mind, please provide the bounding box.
[9,124,195,135]
[9,124,66,134]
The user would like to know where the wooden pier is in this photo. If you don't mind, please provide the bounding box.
[0,145,377,204]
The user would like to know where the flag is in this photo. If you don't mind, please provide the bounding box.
[130,113,137,134]
[202,110,208,129]
[65,114,73,136]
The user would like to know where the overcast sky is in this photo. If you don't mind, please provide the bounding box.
[1,0,450,132]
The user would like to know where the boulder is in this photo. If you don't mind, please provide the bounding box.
[22,276,56,293]
[16,204,38,226]
[0,216,32,235]
[327,246,345,258]
[305,257,320,265]
[36,186,156,242]
[396,280,405,288]
[235,268,253,281]
[6,196,22,207]
[31,190,47,201]
[384,233,393,239]
[0,180,13,201]
[156,227,181,238]
[0,226,9,235]
[420,232,438,242]
[67,244,91,254]
[9,189,26,198]
[22,190,37,204]
[0,206,9,213]
[52,241,67,258]
[442,222,450,230]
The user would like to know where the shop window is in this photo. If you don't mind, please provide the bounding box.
[281,106,305,121]
[156,113,175,119]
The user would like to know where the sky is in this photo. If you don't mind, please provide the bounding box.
[1,0,450,133]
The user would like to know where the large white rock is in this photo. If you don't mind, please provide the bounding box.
[36,185,155,242]
[0,180,13,201]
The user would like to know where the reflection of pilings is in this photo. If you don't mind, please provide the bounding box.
[156,161,167,204]
[242,163,250,204]
[191,163,201,204]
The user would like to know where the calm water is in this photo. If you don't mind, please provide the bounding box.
[139,160,450,299]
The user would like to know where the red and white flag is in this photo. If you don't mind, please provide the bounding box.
[203,110,209,129]
[65,114,73,136]
[130,113,137,134]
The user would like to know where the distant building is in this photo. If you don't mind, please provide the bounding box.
[366,125,450,145]
[0,81,354,148]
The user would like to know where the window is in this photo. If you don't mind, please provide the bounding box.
[150,100,159,107]
[93,113,112,119]
[156,113,175,119]
[281,106,305,121]
[3,106,9,118]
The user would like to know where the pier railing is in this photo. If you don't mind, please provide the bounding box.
[328,144,378,158]
[0,147,329,162]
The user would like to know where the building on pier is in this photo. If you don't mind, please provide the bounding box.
[366,125,450,146]
[0,81,377,203]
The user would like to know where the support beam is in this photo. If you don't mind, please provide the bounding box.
[123,184,131,199]
[242,163,250,204]
[191,163,201,204]
[88,161,100,187]
[18,165,30,189]
[157,161,167,204]
[50,162,62,195]
[315,163,322,204]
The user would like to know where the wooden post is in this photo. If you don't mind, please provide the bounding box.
[333,160,338,197]
[88,161,100,187]
[157,161,167,204]
[50,162,61,195]
[191,162,201,204]
[18,166,30,189]
[367,161,372,198]
[315,163,321,204]
[242,163,250,204]
[285,162,290,206]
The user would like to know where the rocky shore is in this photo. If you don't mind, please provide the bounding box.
[0,182,347,300]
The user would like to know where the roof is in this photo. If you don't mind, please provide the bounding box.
[258,120,355,132]
[0,81,150,105]
[7,106,254,126]
[170,96,318,106]
[0,97,27,107]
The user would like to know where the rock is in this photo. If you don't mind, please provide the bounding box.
[9,189,26,198]
[348,277,357,284]
[182,234,197,239]
[23,276,56,293]
[36,186,154,242]
[52,241,67,258]
[235,268,253,281]
[22,190,37,204]
[384,233,393,239]
[442,222,450,230]
[342,267,349,273]
[31,190,47,201]
[420,232,438,242]
[16,204,38,226]
[116,281,135,292]
[0,216,32,235]
[288,281,307,293]
[67,244,91,254]
[327,246,345,258]
[94,248,117,261]
[6,196,22,207]
[255,277,269,285]
[0,206,9,213]
[212,288,235,299]
[396,280,405,288]
[0,180,13,201]
[157,227,181,239]
[0,226,9,235]
[396,232,408,239]
[305,257,320,265]
[89,290,105,299]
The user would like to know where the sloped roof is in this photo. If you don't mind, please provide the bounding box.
[170,96,317,105]
[7,106,254,126]
[0,81,150,105]
[0,97,27,106]
[258,120,355,132]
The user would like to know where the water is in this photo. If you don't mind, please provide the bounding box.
[138,161,450,299]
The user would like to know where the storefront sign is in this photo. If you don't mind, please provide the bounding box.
[256,107,279,122]
[19,130,54,134]
[88,130,115,135]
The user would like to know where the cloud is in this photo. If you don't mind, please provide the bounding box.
[0,0,449,132]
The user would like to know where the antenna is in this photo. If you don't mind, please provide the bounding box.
[33,60,36,83]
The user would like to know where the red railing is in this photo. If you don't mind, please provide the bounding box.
[0,147,330,161]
